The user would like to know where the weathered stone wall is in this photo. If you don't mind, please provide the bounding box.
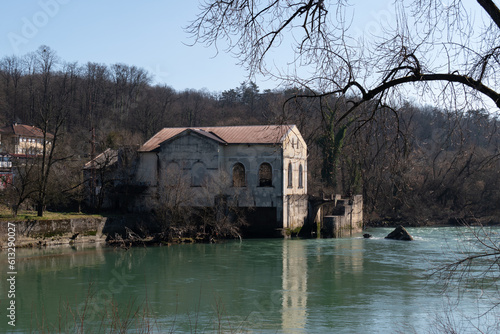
[351,195,363,232]
[282,129,308,197]
[135,128,309,230]
[323,216,350,238]
[321,195,364,238]
[0,218,108,248]
[285,195,309,229]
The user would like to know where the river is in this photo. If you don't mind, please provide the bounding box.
[1,226,499,333]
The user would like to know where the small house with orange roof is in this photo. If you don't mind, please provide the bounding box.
[0,123,54,189]
[0,123,53,157]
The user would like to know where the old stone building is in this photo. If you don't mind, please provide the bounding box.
[135,125,308,235]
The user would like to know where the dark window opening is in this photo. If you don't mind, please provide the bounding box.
[298,164,304,188]
[288,162,293,188]
[259,163,273,187]
[233,163,246,187]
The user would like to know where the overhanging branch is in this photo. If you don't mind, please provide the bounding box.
[364,73,500,108]
[334,72,500,125]
[477,0,500,30]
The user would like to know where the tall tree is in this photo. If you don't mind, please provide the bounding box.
[82,62,110,129]
[0,55,24,121]
[187,4,500,321]
[111,63,151,128]
[187,0,500,117]
[134,85,176,139]
[30,46,77,216]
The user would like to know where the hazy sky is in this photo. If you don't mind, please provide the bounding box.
[0,0,264,92]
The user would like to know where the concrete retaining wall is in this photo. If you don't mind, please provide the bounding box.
[322,195,363,238]
[0,218,108,248]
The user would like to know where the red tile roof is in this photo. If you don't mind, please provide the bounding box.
[0,124,54,139]
[139,125,295,152]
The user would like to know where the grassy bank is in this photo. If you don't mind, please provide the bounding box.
[0,205,103,222]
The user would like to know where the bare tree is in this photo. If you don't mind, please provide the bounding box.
[3,160,38,217]
[187,0,500,117]
[154,165,197,238]
[29,46,77,216]
[188,2,500,326]
[199,170,247,240]
[187,0,500,216]
[110,63,151,128]
[0,55,25,121]
[134,85,176,139]
[431,221,500,330]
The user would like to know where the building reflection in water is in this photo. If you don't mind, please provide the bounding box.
[280,238,365,332]
[281,240,308,332]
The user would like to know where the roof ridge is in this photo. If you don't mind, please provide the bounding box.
[138,124,297,152]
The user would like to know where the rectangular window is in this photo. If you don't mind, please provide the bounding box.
[288,162,293,188]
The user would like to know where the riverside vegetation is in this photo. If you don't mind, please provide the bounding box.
[2,1,500,330]
[2,46,500,230]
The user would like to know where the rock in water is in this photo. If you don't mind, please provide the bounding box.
[363,233,372,239]
[385,225,413,241]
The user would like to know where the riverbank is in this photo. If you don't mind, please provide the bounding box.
[0,216,107,248]
[3,211,499,249]
[0,213,225,249]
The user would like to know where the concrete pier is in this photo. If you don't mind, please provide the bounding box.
[321,195,363,238]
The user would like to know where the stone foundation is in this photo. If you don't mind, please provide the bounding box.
[0,218,107,248]
[321,195,363,238]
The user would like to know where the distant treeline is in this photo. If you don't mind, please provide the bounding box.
[1,46,499,224]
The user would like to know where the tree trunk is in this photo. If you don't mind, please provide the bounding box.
[37,202,44,217]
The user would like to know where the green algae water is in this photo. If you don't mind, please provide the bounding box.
[1,226,499,333]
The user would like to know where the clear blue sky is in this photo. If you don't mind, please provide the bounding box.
[0,0,487,98]
[0,0,265,93]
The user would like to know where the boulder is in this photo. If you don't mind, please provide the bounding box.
[385,225,413,241]
[363,233,372,239]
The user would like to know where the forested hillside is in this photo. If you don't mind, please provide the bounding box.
[1,46,500,224]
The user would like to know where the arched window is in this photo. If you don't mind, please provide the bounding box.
[259,163,273,187]
[298,164,304,188]
[232,163,246,187]
[288,162,293,188]
[191,162,206,187]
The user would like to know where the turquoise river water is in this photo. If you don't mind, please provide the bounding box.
[1,226,499,333]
